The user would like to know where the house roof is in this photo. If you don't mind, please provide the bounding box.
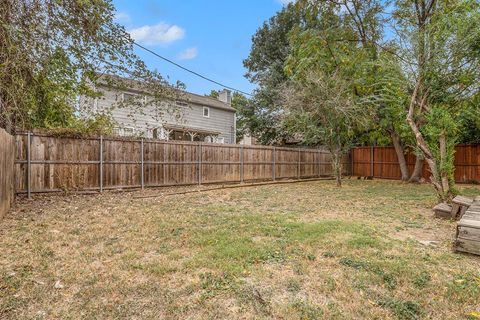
[95,73,236,112]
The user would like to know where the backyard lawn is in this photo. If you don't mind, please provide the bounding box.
[0,179,479,319]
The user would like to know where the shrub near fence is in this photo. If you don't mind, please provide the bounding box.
[14,133,349,195]
[351,145,480,183]
[0,128,15,219]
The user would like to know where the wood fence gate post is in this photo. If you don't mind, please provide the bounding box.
[163,143,167,186]
[140,139,144,189]
[240,145,244,183]
[27,132,32,199]
[198,143,202,185]
[99,135,103,193]
[272,147,276,181]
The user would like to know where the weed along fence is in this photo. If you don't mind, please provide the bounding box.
[351,145,480,183]
[14,133,348,195]
[0,129,15,218]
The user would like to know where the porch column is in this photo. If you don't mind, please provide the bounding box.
[188,132,198,142]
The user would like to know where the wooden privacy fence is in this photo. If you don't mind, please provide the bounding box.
[351,145,480,183]
[0,128,15,219]
[14,133,349,195]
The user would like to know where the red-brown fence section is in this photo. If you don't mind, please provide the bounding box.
[352,145,480,183]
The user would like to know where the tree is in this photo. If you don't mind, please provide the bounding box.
[360,54,426,182]
[243,2,319,144]
[392,0,480,201]
[0,0,180,134]
[282,71,368,187]
[457,100,480,144]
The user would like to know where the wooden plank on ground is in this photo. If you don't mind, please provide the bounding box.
[433,203,452,219]
[452,195,474,206]
[454,238,480,255]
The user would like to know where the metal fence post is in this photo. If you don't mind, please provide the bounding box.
[272,147,276,181]
[163,143,167,186]
[240,145,244,183]
[140,139,144,189]
[198,143,202,185]
[99,135,103,193]
[27,132,31,199]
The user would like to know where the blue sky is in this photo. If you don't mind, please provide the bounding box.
[113,0,293,96]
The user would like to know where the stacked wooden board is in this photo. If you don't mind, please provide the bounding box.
[451,196,474,220]
[454,196,480,256]
[433,196,474,220]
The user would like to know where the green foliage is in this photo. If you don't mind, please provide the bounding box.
[0,0,179,134]
[359,54,415,147]
[231,92,251,142]
[282,69,370,185]
[422,107,458,193]
[458,99,480,144]
[26,113,116,138]
[393,0,480,198]
[243,2,320,144]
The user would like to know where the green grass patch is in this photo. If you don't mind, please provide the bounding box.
[340,257,397,290]
[377,297,421,320]
[447,273,480,304]
[289,300,324,320]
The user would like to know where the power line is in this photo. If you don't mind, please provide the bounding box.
[132,41,253,97]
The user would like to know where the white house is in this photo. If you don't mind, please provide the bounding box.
[80,74,237,144]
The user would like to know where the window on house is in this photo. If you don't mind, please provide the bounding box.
[123,127,134,136]
[122,92,136,103]
[204,136,212,143]
[203,106,210,118]
[216,137,225,144]
[152,128,159,139]
[113,127,122,136]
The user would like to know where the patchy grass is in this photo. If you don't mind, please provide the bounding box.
[0,179,479,319]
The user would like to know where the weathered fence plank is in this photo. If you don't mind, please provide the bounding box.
[0,129,15,219]
[14,133,349,194]
[352,145,480,183]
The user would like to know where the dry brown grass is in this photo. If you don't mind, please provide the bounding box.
[0,180,479,319]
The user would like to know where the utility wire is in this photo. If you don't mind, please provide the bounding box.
[132,41,253,97]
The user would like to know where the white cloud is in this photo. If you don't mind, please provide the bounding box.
[277,0,295,5]
[114,12,131,24]
[177,47,198,60]
[128,23,185,45]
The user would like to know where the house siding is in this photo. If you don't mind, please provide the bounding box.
[83,86,236,144]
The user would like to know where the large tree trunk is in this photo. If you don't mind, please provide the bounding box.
[409,155,424,183]
[390,131,410,181]
[406,82,452,202]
